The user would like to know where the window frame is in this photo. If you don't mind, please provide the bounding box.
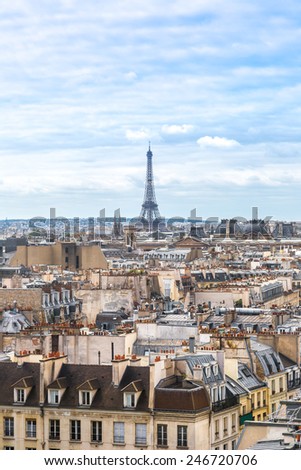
[157,424,168,447]
[49,419,60,441]
[4,417,14,437]
[80,390,91,406]
[26,419,37,439]
[177,425,188,448]
[48,389,60,405]
[91,421,102,443]
[14,388,25,403]
[70,420,81,442]
[113,422,125,444]
[135,423,147,446]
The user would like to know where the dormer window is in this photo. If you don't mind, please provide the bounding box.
[48,389,60,405]
[47,377,68,406]
[122,380,143,408]
[124,392,136,408]
[12,376,34,405]
[80,391,91,406]
[15,388,25,403]
[77,378,99,407]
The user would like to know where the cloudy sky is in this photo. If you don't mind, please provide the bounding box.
[1,1,301,222]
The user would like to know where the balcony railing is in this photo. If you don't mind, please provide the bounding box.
[239,412,253,426]
[288,379,301,390]
[212,396,238,412]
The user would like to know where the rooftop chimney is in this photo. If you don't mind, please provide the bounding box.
[189,336,195,354]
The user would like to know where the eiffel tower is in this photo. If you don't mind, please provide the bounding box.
[139,144,161,231]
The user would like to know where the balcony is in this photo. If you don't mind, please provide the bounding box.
[239,412,253,427]
[288,379,301,390]
[212,396,238,412]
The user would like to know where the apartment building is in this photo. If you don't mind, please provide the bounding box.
[0,354,211,450]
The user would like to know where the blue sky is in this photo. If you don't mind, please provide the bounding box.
[1,1,301,222]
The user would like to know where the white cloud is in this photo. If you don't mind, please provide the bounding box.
[161,124,194,135]
[125,129,150,141]
[124,71,138,81]
[197,136,240,148]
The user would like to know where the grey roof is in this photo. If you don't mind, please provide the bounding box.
[254,348,284,376]
[226,375,249,396]
[279,353,298,369]
[238,363,266,390]
[0,362,41,406]
[154,375,210,412]
[236,314,273,325]
[0,310,31,333]
[173,354,224,384]
[248,439,294,450]
[52,363,150,411]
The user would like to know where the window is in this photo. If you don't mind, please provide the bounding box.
[177,425,188,448]
[4,417,14,437]
[135,423,147,446]
[49,390,59,405]
[91,421,102,443]
[15,388,25,403]
[80,391,91,406]
[124,392,135,408]
[217,385,225,400]
[257,392,261,408]
[157,424,168,447]
[26,419,37,438]
[70,420,81,441]
[272,404,276,413]
[232,413,236,432]
[113,422,125,444]
[3,446,14,450]
[49,420,60,440]
[214,420,219,438]
[223,417,228,435]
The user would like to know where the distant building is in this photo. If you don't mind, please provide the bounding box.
[8,241,108,270]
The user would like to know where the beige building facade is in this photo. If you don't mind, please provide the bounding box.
[9,242,108,271]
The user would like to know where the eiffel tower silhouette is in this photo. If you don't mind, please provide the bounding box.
[139,144,161,231]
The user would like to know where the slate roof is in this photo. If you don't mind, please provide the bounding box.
[248,439,293,450]
[48,363,150,411]
[0,362,151,412]
[173,354,224,384]
[226,375,249,396]
[278,353,298,369]
[154,375,210,412]
[76,378,100,391]
[0,362,41,406]
[237,362,266,390]
[12,376,34,388]
[48,377,68,390]
[121,380,144,393]
[253,346,285,376]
